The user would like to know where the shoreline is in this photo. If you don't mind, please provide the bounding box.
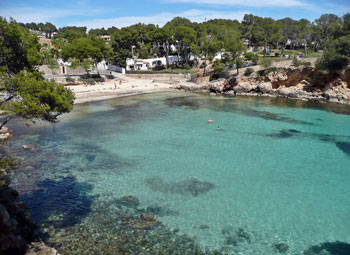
[67,67,350,106]
[72,88,175,104]
[67,73,191,104]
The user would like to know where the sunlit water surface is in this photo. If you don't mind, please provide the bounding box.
[8,93,350,255]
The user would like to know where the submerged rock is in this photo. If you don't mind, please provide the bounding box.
[122,213,159,230]
[275,243,289,253]
[119,196,140,208]
[22,144,37,152]
[26,241,59,255]
[237,228,250,242]
[198,224,210,230]
[145,177,214,196]
[170,178,214,196]
[303,241,350,255]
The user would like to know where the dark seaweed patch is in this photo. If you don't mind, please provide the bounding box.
[239,108,314,125]
[21,176,93,228]
[267,130,298,139]
[336,142,350,155]
[145,177,214,196]
[303,241,350,255]
[288,129,301,133]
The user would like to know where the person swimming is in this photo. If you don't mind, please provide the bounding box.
[217,125,222,130]
[225,120,229,125]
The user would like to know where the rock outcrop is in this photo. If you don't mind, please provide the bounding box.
[177,66,350,104]
[0,170,59,255]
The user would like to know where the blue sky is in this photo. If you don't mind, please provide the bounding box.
[0,0,349,29]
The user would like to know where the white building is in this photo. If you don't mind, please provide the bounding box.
[126,56,185,71]
[100,35,111,42]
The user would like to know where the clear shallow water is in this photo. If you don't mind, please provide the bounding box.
[7,93,350,255]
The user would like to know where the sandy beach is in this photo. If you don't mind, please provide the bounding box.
[68,73,196,104]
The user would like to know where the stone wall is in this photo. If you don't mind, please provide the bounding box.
[39,65,86,75]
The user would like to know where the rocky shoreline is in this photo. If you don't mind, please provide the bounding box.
[177,66,350,105]
[0,157,59,255]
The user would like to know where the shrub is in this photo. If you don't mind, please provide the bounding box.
[252,54,259,65]
[300,61,311,67]
[244,52,255,60]
[210,73,219,81]
[153,65,165,71]
[66,77,74,83]
[79,78,96,85]
[245,52,259,65]
[260,58,272,68]
[266,67,278,74]
[244,68,254,76]
[184,64,192,70]
[293,56,301,66]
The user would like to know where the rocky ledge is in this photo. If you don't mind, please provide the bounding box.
[177,67,350,104]
[0,170,59,255]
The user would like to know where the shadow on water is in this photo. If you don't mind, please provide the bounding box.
[266,129,350,156]
[239,108,314,125]
[21,176,93,228]
[303,241,350,255]
[335,142,350,156]
[164,95,314,125]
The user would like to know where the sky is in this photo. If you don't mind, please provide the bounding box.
[0,0,349,29]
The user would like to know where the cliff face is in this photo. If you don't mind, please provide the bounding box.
[179,67,350,104]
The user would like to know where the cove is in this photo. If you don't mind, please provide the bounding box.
[7,92,350,255]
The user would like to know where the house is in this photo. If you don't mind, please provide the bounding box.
[100,35,111,42]
[126,55,186,71]
[38,38,52,49]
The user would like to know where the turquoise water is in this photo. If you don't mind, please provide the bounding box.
[8,93,350,255]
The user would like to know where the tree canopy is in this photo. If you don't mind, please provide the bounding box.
[0,18,75,128]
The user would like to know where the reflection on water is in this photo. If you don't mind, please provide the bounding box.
[7,92,350,255]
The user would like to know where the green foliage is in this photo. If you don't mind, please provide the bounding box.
[316,35,350,71]
[244,68,254,76]
[0,146,20,187]
[0,71,75,123]
[244,52,255,60]
[57,26,87,42]
[0,18,75,183]
[60,37,111,74]
[260,58,272,68]
[184,64,191,70]
[0,17,41,74]
[301,62,311,67]
[293,56,301,66]
[266,67,278,74]
[78,78,96,85]
[209,74,219,81]
[66,77,75,83]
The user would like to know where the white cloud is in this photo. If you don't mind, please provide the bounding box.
[0,7,102,24]
[163,0,308,7]
[72,9,248,29]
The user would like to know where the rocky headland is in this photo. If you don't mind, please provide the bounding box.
[177,67,350,105]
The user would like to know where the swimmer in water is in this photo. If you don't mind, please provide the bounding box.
[225,120,229,125]
[217,125,222,130]
[208,119,213,123]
